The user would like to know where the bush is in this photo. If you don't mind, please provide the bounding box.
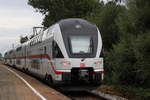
[133,32,150,87]
[105,32,150,87]
[105,35,136,85]
[116,85,150,100]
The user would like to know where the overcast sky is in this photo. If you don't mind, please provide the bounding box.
[0,0,43,55]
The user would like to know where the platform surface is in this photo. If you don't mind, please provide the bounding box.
[0,62,70,100]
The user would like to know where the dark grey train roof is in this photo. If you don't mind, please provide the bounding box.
[58,18,96,26]
[58,18,98,35]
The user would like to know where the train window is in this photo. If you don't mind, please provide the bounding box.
[69,36,93,54]
[52,41,64,58]
[4,53,7,56]
[16,46,22,52]
[31,59,40,69]
[9,50,13,54]
[44,46,47,54]
[16,59,21,65]
[30,40,33,46]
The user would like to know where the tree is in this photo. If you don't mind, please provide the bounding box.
[0,53,2,60]
[106,32,150,87]
[126,0,150,34]
[28,0,101,27]
[99,2,126,50]
[0,53,2,57]
[133,32,150,87]
[116,0,150,37]
[105,0,150,88]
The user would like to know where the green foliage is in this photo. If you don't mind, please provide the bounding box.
[28,0,100,27]
[117,0,150,37]
[133,32,150,87]
[0,53,2,57]
[105,0,150,86]
[106,31,150,87]
[116,85,150,100]
[0,53,2,60]
[124,0,150,34]
[97,2,125,50]
[104,0,150,98]
[106,35,136,85]
[117,10,136,37]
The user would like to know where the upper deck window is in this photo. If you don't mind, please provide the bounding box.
[16,47,22,52]
[70,36,93,54]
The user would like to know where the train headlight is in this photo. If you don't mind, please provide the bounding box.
[95,61,102,65]
[61,61,70,66]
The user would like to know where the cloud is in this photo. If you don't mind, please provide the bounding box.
[0,0,43,55]
[0,15,41,29]
[0,0,30,10]
[0,7,43,30]
[0,36,19,55]
[0,36,19,41]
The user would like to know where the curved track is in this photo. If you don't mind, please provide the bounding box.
[62,91,106,100]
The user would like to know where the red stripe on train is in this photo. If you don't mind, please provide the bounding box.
[16,54,62,74]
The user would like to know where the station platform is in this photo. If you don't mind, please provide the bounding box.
[0,62,70,100]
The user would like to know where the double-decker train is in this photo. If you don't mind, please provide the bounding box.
[4,18,104,89]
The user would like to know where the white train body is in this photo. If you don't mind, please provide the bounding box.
[4,18,104,86]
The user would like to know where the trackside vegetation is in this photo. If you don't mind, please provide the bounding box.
[28,0,150,99]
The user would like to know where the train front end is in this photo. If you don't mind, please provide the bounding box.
[52,18,104,86]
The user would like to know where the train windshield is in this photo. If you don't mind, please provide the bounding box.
[59,18,98,58]
[70,36,92,54]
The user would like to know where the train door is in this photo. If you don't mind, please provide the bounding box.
[40,45,47,77]
[27,46,33,73]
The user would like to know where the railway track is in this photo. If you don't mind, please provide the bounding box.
[62,90,106,100]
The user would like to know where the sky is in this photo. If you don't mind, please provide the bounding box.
[0,0,43,55]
